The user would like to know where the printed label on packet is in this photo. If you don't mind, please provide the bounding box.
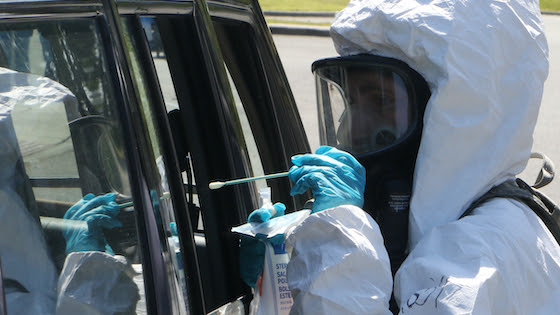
[270,242,293,313]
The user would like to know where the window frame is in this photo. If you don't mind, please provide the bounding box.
[208,4,312,209]
[118,12,206,314]
[137,12,253,310]
[117,0,312,312]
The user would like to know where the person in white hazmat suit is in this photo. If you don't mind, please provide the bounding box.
[0,67,139,314]
[240,0,560,314]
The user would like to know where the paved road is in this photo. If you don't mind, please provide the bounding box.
[273,14,560,202]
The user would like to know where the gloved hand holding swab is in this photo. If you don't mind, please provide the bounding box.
[209,172,290,190]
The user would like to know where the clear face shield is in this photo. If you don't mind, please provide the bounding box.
[313,55,427,158]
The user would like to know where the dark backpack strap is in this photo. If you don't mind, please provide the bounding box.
[460,178,560,245]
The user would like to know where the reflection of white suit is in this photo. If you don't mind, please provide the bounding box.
[286,0,560,314]
[0,68,138,314]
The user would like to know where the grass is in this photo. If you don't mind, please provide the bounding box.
[259,0,559,12]
[259,0,348,12]
[542,0,560,12]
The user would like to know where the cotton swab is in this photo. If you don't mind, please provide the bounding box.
[209,171,289,190]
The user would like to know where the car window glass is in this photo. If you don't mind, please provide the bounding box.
[211,17,297,210]
[224,65,266,191]
[141,15,268,206]
[139,16,209,232]
[122,16,189,312]
[140,18,179,112]
[0,19,147,314]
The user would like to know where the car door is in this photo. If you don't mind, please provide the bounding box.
[0,0,194,314]
[115,0,311,312]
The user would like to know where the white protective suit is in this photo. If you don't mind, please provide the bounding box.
[285,0,560,314]
[0,67,139,314]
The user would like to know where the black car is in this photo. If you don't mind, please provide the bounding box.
[0,0,310,313]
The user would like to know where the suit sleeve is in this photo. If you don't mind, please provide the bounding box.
[285,205,393,315]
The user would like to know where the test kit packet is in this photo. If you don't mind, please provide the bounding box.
[232,210,310,315]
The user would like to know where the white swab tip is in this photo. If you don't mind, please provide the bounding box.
[209,182,225,190]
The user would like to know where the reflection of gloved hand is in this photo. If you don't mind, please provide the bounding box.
[63,193,122,255]
[239,203,286,288]
[289,146,366,213]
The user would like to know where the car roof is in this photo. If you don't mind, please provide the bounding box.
[0,0,250,4]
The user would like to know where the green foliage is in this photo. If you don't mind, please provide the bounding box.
[541,0,560,12]
[258,0,349,12]
[259,0,559,12]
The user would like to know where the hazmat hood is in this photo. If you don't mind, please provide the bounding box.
[330,0,549,247]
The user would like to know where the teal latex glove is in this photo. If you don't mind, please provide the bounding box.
[63,193,122,255]
[289,146,366,213]
[239,202,286,288]
[248,202,286,223]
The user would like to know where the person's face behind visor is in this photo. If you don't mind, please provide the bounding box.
[344,68,411,152]
[313,55,421,157]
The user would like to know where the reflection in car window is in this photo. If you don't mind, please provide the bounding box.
[224,65,267,191]
[0,19,146,313]
[140,17,178,113]
[123,16,189,312]
[139,16,203,232]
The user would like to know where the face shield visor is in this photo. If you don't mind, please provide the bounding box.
[313,55,430,158]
